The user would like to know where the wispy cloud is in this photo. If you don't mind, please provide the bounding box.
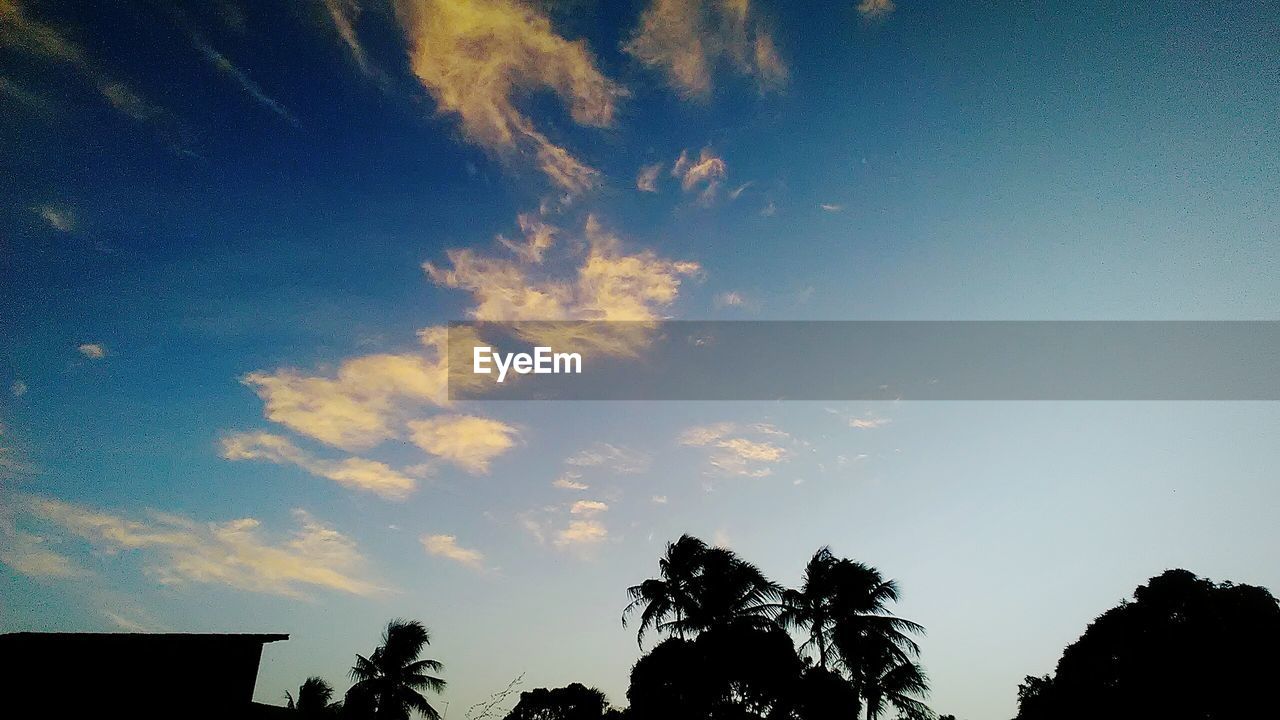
[10,380,27,398]
[421,533,486,570]
[520,502,610,552]
[194,38,298,125]
[714,291,747,308]
[77,343,106,359]
[857,0,896,20]
[569,499,609,515]
[407,414,518,474]
[636,162,663,192]
[34,204,75,232]
[17,496,380,597]
[0,0,163,123]
[320,0,377,77]
[564,442,650,474]
[679,422,790,477]
[672,147,727,205]
[220,431,417,500]
[0,531,84,579]
[625,0,787,99]
[395,0,623,193]
[552,472,589,490]
[820,203,843,213]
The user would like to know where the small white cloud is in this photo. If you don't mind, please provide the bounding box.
[651,495,668,504]
[564,443,650,474]
[421,533,485,570]
[759,200,777,217]
[679,422,790,477]
[77,343,106,359]
[636,162,662,192]
[714,291,747,308]
[35,205,75,232]
[672,147,727,205]
[569,500,609,515]
[10,380,27,398]
[850,416,890,429]
[552,472,589,490]
[857,0,896,19]
[820,203,843,212]
[728,182,753,200]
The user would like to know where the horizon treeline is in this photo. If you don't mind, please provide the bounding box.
[281,536,1280,720]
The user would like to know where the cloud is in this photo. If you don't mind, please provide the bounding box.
[636,162,663,192]
[564,442,650,474]
[652,495,668,504]
[321,0,376,76]
[10,380,26,398]
[421,533,485,570]
[728,181,753,200]
[407,414,518,474]
[425,214,700,356]
[552,472,588,490]
[35,204,75,232]
[850,416,890,429]
[714,291,746,308]
[18,497,379,597]
[77,343,106,359]
[243,328,458,450]
[679,422,789,477]
[672,147,727,205]
[759,200,776,217]
[519,502,609,551]
[820,203,843,212]
[394,0,623,193]
[195,38,297,125]
[220,431,417,500]
[555,519,607,547]
[857,0,896,20]
[0,532,84,578]
[498,213,557,264]
[625,0,787,99]
[0,0,161,123]
[569,499,609,515]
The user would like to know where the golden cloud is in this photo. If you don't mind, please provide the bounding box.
[679,421,790,477]
[625,0,787,99]
[857,0,896,20]
[21,497,380,597]
[0,532,84,578]
[672,147,727,204]
[407,414,518,474]
[421,533,486,569]
[220,431,417,500]
[394,0,623,193]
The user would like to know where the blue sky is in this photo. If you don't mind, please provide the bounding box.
[2,1,1279,718]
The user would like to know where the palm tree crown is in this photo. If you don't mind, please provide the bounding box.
[287,676,335,716]
[349,619,447,720]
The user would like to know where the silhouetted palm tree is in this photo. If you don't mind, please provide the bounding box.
[287,677,336,716]
[624,534,709,645]
[850,640,931,720]
[623,535,780,645]
[778,547,841,668]
[349,619,446,720]
[781,550,924,673]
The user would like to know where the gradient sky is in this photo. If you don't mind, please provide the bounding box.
[2,1,1278,718]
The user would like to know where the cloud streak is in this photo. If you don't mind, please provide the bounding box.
[18,497,380,597]
[220,431,418,500]
[422,533,486,570]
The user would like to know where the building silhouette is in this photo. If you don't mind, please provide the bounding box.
[0,631,289,718]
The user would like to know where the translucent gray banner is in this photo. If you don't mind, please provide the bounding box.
[446,321,1280,401]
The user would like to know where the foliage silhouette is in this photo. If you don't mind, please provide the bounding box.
[1013,569,1280,720]
[348,619,447,720]
[624,535,781,647]
[287,676,337,717]
[501,683,614,720]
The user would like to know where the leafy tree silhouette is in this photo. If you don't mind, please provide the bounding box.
[287,677,337,717]
[1014,569,1280,720]
[501,683,615,720]
[349,619,447,720]
[623,535,780,646]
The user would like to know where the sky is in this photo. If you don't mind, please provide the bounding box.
[2,0,1279,718]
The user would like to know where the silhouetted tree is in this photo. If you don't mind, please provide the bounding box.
[790,666,861,720]
[623,535,780,646]
[287,677,337,717]
[502,683,612,720]
[1013,569,1280,720]
[349,619,446,720]
[841,637,931,720]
